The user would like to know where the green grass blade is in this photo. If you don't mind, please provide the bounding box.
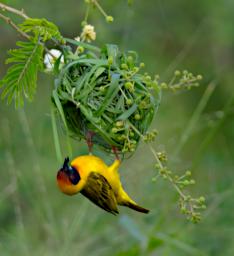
[117,104,138,120]
[95,73,120,116]
[51,107,62,162]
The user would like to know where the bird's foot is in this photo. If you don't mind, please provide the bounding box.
[86,131,95,154]
[112,146,120,160]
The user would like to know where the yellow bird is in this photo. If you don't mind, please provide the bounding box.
[57,155,149,214]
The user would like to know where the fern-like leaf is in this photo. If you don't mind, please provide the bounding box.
[20,18,64,43]
[0,40,43,107]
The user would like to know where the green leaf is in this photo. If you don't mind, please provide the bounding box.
[20,18,64,43]
[103,44,119,66]
[94,67,106,78]
[0,40,43,107]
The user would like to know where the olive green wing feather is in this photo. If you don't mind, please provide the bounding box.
[80,172,119,215]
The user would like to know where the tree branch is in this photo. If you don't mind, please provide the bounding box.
[0,12,30,39]
[0,2,29,19]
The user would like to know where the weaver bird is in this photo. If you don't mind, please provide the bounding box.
[57,155,149,214]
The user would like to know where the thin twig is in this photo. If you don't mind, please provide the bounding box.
[0,2,29,19]
[0,12,30,39]
[129,122,200,219]
[92,0,108,18]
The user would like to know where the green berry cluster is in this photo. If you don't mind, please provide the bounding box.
[152,150,206,223]
[97,53,160,155]
[179,196,206,223]
[156,70,202,92]
[143,129,158,142]
[110,121,139,153]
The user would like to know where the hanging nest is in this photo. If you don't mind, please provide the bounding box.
[52,40,161,156]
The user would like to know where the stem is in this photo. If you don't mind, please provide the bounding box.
[0,2,29,19]
[148,144,186,199]
[92,0,108,18]
[129,122,195,206]
[0,12,30,39]
[51,108,62,162]
[84,3,90,22]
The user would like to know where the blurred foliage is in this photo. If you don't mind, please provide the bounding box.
[0,0,234,255]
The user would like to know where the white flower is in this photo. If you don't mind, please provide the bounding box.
[81,24,96,42]
[74,36,80,42]
[44,49,64,71]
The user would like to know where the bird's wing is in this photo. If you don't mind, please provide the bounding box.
[80,172,119,215]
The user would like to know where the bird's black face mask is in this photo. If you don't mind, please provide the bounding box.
[62,157,80,185]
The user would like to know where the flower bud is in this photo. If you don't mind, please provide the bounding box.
[121,63,128,70]
[134,114,141,120]
[106,16,114,23]
[116,121,124,127]
[112,128,118,133]
[174,70,181,76]
[126,99,133,105]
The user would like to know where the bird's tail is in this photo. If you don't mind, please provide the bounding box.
[124,201,149,214]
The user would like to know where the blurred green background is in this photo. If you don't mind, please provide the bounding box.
[0,0,234,255]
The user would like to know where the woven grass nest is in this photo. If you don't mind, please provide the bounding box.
[52,40,161,156]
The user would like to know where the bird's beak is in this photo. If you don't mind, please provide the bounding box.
[63,157,70,169]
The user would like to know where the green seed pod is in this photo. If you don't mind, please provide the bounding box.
[174,70,181,76]
[145,75,151,81]
[121,63,128,70]
[127,56,133,63]
[108,56,113,65]
[129,131,135,137]
[185,170,192,176]
[134,113,141,120]
[106,16,114,23]
[99,86,105,92]
[190,179,195,185]
[126,98,133,105]
[181,206,187,214]
[112,127,118,133]
[81,20,87,27]
[160,82,168,89]
[78,46,84,53]
[183,180,190,186]
[116,121,124,127]
[198,196,205,203]
[133,67,139,73]
[124,82,133,90]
